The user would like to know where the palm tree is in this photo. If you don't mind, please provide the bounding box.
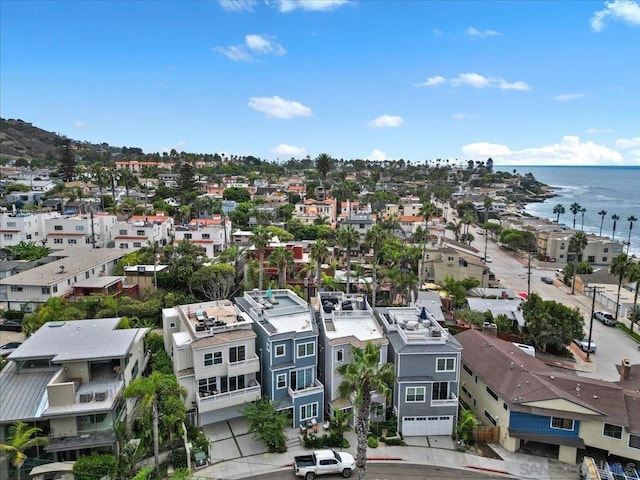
[445,219,463,242]
[337,343,394,480]
[123,372,186,468]
[553,203,565,224]
[569,202,581,230]
[365,225,388,308]
[418,201,441,284]
[309,239,331,293]
[569,231,588,295]
[315,153,333,185]
[268,247,294,288]
[250,226,272,290]
[598,210,607,236]
[337,225,360,294]
[611,214,620,241]
[90,163,108,211]
[610,253,634,322]
[0,421,49,480]
[580,207,587,231]
[627,215,638,253]
[626,260,640,334]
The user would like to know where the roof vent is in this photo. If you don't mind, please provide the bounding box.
[58,265,65,273]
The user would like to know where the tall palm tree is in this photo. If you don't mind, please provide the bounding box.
[315,153,333,185]
[337,225,360,294]
[365,225,388,308]
[337,343,394,480]
[598,210,607,236]
[627,215,638,253]
[445,219,463,242]
[569,202,581,230]
[90,163,108,211]
[250,226,272,290]
[569,231,588,295]
[580,207,587,231]
[418,201,441,284]
[123,372,186,468]
[268,247,294,288]
[553,203,565,224]
[611,214,620,241]
[0,421,49,480]
[610,253,634,322]
[626,260,640,334]
[309,239,331,293]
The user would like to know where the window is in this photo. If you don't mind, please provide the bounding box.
[432,382,448,400]
[131,360,139,379]
[300,402,318,421]
[85,272,90,279]
[551,417,574,430]
[297,342,314,358]
[276,373,286,389]
[68,239,77,244]
[336,349,344,363]
[602,257,608,262]
[3,234,12,239]
[447,256,455,261]
[169,322,176,328]
[603,423,623,439]
[503,402,508,411]
[221,375,245,392]
[291,367,314,390]
[463,364,473,375]
[229,346,245,363]
[133,242,142,248]
[560,244,565,250]
[484,410,497,426]
[137,230,145,236]
[198,377,217,393]
[204,352,222,367]
[75,225,84,231]
[588,256,595,263]
[436,358,455,372]
[53,285,58,293]
[119,243,128,249]
[41,287,51,294]
[183,233,192,240]
[54,225,63,231]
[202,233,210,239]
[486,386,499,401]
[629,434,640,450]
[54,238,63,244]
[275,344,285,357]
[461,385,471,398]
[6,222,16,227]
[604,247,609,253]
[213,352,222,365]
[119,229,128,235]
[10,286,21,292]
[406,387,426,402]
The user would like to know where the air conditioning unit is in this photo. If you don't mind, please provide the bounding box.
[79,393,93,403]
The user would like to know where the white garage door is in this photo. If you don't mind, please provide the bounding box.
[402,416,453,436]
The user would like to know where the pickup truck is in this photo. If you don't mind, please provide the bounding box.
[293,449,356,480]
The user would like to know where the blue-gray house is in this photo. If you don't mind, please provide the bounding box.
[235,288,324,428]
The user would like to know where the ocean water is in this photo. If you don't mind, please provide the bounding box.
[496,166,640,256]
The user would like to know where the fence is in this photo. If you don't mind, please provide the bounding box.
[474,425,500,443]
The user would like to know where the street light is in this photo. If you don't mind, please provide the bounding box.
[586,285,605,362]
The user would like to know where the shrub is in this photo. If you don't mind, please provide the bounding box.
[367,436,379,448]
[72,453,117,480]
[169,448,187,469]
[382,436,404,446]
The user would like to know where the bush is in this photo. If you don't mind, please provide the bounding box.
[4,310,24,320]
[367,436,379,448]
[169,448,187,469]
[72,453,117,480]
[381,436,404,446]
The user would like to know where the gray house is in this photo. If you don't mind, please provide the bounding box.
[376,306,462,436]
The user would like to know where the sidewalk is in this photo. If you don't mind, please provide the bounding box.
[198,419,577,480]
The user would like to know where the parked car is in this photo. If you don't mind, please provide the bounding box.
[294,449,355,479]
[484,256,492,263]
[593,310,616,326]
[541,276,554,284]
[575,337,597,353]
[0,342,22,357]
[0,319,23,332]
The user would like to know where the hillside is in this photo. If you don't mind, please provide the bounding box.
[0,118,68,161]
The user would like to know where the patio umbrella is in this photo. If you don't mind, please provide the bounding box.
[517,292,528,299]
[266,286,272,298]
[418,306,429,321]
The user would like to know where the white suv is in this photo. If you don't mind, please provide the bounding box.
[593,310,616,326]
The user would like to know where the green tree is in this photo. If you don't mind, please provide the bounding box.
[337,343,394,480]
[553,203,565,224]
[445,219,463,242]
[598,210,607,236]
[59,139,76,182]
[493,313,512,333]
[223,186,251,203]
[627,215,638,253]
[611,213,620,241]
[569,202,581,230]
[456,407,480,444]
[337,225,360,294]
[72,453,117,480]
[22,297,85,337]
[310,239,331,293]
[3,241,50,261]
[418,201,441,284]
[268,246,295,288]
[610,253,634,322]
[0,421,49,480]
[569,231,588,295]
[190,263,235,300]
[163,240,207,294]
[241,398,289,453]
[315,153,333,184]
[626,261,640,334]
[117,168,138,198]
[265,225,294,241]
[522,293,584,353]
[365,225,388,308]
[250,226,272,290]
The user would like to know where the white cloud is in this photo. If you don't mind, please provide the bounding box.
[161,141,187,153]
[462,136,624,165]
[271,143,307,157]
[274,0,350,13]
[452,113,478,120]
[215,34,286,61]
[591,0,640,31]
[433,29,443,37]
[368,115,403,128]
[74,121,87,129]
[417,72,530,91]
[466,27,502,37]
[553,93,586,101]
[245,34,286,55]
[219,0,256,11]
[413,75,446,87]
[585,127,613,134]
[615,137,640,148]
[248,96,312,119]
[367,149,387,161]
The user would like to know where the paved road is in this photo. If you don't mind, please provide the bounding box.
[471,231,640,382]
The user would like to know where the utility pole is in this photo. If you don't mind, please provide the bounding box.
[586,285,605,361]
[90,209,96,249]
[526,253,532,298]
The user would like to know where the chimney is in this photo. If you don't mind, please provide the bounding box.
[621,358,631,381]
[483,323,498,337]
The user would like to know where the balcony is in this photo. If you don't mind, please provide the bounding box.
[227,355,260,377]
[431,392,458,408]
[46,430,115,452]
[196,384,261,411]
[288,379,324,400]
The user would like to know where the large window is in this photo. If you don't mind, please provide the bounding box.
[436,358,455,372]
[486,386,499,401]
[297,342,315,358]
[603,423,623,439]
[220,375,245,393]
[406,387,426,402]
[484,410,497,426]
[204,352,222,367]
[199,377,217,394]
[463,364,473,375]
[291,367,314,390]
[229,345,246,363]
[629,434,640,450]
[432,382,449,400]
[551,417,574,430]
[300,402,318,422]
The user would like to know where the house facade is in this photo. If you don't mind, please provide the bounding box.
[162,300,261,427]
[45,213,117,249]
[376,306,462,436]
[0,211,60,248]
[235,289,324,428]
[114,214,173,250]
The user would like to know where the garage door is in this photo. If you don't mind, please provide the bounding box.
[402,416,453,436]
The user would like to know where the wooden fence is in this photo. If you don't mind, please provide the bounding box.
[474,425,500,443]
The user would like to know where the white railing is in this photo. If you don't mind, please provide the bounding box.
[196,385,261,410]
[431,392,458,408]
[227,355,260,376]
[288,380,324,399]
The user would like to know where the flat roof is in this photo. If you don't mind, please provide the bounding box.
[242,289,315,334]
[8,318,146,363]
[0,249,125,286]
[319,292,386,344]
[74,276,122,288]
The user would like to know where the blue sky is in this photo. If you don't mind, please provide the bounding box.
[1,0,639,166]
